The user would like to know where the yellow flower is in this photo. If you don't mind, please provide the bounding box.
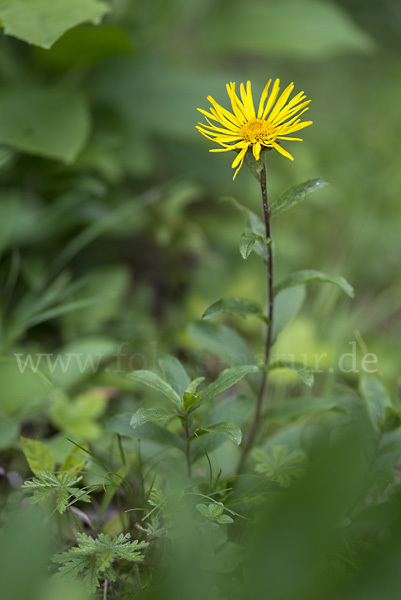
[196,79,313,179]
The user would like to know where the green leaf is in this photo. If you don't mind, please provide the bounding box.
[127,370,183,409]
[268,361,314,387]
[52,533,147,593]
[252,445,306,488]
[35,25,132,69]
[49,391,107,439]
[0,0,110,49]
[272,286,306,343]
[271,179,328,217]
[130,407,175,429]
[222,197,268,261]
[202,297,264,320]
[189,321,257,368]
[193,365,259,410]
[158,356,190,397]
[239,232,271,260]
[0,357,52,416]
[184,378,205,397]
[20,437,55,474]
[359,374,392,432]
[0,87,90,163]
[22,471,91,513]
[105,413,184,450]
[265,397,344,422]
[195,422,242,445]
[274,269,354,298]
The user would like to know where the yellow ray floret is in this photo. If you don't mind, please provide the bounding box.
[196,79,313,179]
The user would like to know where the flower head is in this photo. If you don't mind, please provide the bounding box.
[196,79,313,179]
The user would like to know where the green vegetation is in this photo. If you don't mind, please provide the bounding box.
[1,1,401,599]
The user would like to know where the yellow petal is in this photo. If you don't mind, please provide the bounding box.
[268,82,294,122]
[253,142,262,160]
[262,79,280,119]
[232,146,248,180]
[272,142,294,160]
[257,79,272,118]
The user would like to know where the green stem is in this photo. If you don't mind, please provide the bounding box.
[239,157,274,471]
[184,413,192,478]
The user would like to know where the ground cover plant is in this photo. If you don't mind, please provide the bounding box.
[1,1,401,599]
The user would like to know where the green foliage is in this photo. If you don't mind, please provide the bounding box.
[20,436,55,474]
[0,87,90,162]
[271,178,328,217]
[268,361,314,387]
[196,502,234,524]
[0,0,110,48]
[202,297,264,320]
[223,196,268,261]
[130,406,175,429]
[52,533,147,592]
[191,365,259,410]
[0,0,400,598]
[252,445,306,487]
[194,422,242,446]
[274,269,355,298]
[239,232,271,260]
[22,471,91,514]
[127,370,183,409]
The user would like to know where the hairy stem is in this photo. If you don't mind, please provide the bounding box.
[239,158,274,471]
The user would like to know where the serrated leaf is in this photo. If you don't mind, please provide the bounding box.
[20,436,55,474]
[0,0,110,49]
[274,269,354,298]
[130,407,175,429]
[193,365,259,411]
[271,178,327,217]
[52,532,147,593]
[252,445,306,488]
[127,370,183,408]
[268,361,314,387]
[195,422,242,445]
[202,297,263,320]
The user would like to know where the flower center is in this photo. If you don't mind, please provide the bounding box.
[241,118,275,143]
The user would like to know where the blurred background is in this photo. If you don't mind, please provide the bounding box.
[0,0,401,440]
[1,2,401,599]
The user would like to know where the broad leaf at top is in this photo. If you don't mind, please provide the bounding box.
[0,0,110,49]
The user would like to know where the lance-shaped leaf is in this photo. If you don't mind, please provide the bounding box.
[194,422,242,445]
[268,361,314,387]
[130,407,175,430]
[202,297,264,320]
[183,377,205,410]
[223,197,268,261]
[359,374,392,432]
[190,365,259,412]
[127,370,183,409]
[271,179,327,217]
[158,355,190,397]
[274,269,354,298]
[239,232,271,260]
